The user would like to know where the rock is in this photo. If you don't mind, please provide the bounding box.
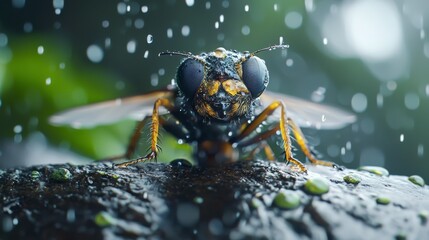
[1,160,429,239]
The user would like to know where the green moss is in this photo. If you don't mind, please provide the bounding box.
[94,211,116,227]
[304,178,330,195]
[343,174,361,185]
[408,175,425,187]
[376,197,391,205]
[273,190,300,209]
[358,166,389,176]
[50,168,72,182]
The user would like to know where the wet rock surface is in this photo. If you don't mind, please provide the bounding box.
[1,160,428,239]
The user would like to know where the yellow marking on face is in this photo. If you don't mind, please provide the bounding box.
[222,80,249,96]
[207,81,221,96]
[213,47,227,58]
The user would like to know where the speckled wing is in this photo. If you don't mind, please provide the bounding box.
[260,90,356,129]
[49,90,174,129]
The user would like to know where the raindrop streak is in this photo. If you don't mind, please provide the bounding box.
[279,36,284,45]
[37,46,44,55]
[215,22,219,29]
[167,28,173,38]
[46,77,51,85]
[273,4,278,11]
[400,134,404,142]
[86,45,104,63]
[181,26,190,37]
[147,34,153,44]
[219,15,224,23]
[144,50,149,58]
[418,144,424,157]
[244,5,249,12]
[376,93,383,108]
[323,38,328,45]
[151,74,159,86]
[205,2,211,9]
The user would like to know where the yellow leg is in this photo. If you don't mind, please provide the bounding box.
[116,98,174,168]
[235,101,307,172]
[288,118,334,167]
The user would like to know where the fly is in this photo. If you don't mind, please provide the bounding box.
[50,45,356,172]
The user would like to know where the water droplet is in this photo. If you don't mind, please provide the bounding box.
[219,15,224,23]
[141,5,148,13]
[387,81,397,91]
[284,11,303,29]
[102,20,109,28]
[418,144,424,157]
[244,5,249,12]
[205,2,211,9]
[167,28,173,38]
[117,2,127,15]
[214,21,220,29]
[86,45,104,63]
[400,134,404,142]
[305,0,314,12]
[127,40,137,53]
[66,209,76,222]
[37,46,44,55]
[0,33,8,47]
[285,58,293,67]
[146,34,153,44]
[13,125,22,134]
[181,25,190,37]
[279,36,284,45]
[346,141,352,150]
[424,42,429,59]
[341,147,346,155]
[14,134,22,143]
[376,93,383,108]
[53,0,64,10]
[12,0,25,8]
[46,77,51,85]
[420,29,425,39]
[404,92,420,110]
[323,38,328,45]
[351,93,367,113]
[177,139,184,144]
[311,87,326,102]
[134,19,144,29]
[151,74,159,86]
[144,50,149,58]
[185,0,195,7]
[321,114,326,122]
[241,25,250,35]
[104,38,111,49]
[23,22,33,33]
[12,218,18,225]
[274,4,278,11]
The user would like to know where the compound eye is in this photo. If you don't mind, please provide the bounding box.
[241,56,269,98]
[176,58,204,98]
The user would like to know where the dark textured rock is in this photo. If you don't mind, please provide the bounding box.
[1,160,429,239]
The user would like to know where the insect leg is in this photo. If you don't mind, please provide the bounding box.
[116,98,174,168]
[287,117,335,167]
[233,101,307,172]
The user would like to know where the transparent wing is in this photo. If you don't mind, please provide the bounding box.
[49,90,174,129]
[260,90,356,129]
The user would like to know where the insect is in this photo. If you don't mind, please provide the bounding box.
[50,45,356,172]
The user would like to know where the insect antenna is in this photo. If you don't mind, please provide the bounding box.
[158,51,195,58]
[251,44,289,56]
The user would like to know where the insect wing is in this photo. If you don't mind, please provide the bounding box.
[260,91,356,129]
[49,90,174,129]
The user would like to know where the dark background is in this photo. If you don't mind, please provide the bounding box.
[0,0,428,179]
